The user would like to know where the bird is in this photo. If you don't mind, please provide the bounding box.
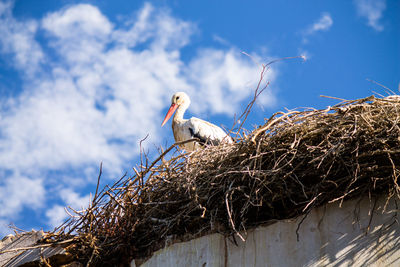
[161,92,233,151]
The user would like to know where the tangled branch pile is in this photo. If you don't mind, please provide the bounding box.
[54,96,400,266]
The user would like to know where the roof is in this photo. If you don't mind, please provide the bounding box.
[0,231,71,266]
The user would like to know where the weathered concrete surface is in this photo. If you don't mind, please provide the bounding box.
[136,196,400,267]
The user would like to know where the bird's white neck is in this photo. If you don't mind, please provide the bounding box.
[173,104,188,123]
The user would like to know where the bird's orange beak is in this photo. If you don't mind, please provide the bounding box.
[161,103,178,127]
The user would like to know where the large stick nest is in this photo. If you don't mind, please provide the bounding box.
[52,95,400,266]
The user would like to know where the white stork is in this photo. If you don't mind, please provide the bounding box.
[161,92,233,151]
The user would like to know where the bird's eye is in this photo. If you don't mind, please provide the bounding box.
[176,96,180,100]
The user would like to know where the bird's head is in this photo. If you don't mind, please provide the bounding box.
[171,92,190,106]
[161,92,191,127]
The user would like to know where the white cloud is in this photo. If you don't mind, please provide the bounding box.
[0,3,275,233]
[310,13,333,33]
[0,174,45,223]
[114,3,194,51]
[42,4,112,39]
[302,13,333,43]
[354,0,386,31]
[42,4,113,65]
[0,1,44,75]
[186,49,275,114]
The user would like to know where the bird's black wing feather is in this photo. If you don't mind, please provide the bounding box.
[189,127,219,146]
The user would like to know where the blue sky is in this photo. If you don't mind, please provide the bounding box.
[0,0,398,235]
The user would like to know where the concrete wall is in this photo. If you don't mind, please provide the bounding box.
[134,196,400,267]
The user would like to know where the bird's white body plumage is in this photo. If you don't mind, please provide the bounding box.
[173,117,233,151]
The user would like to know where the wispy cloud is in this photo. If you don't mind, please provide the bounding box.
[353,0,386,31]
[186,49,276,113]
[0,3,275,234]
[302,13,333,43]
[309,13,333,33]
[0,173,45,235]
[0,1,44,76]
